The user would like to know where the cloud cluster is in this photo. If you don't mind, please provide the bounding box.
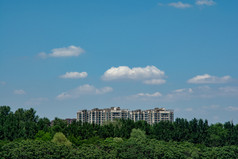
[38,45,84,58]
[166,88,194,101]
[125,84,238,102]
[196,0,216,6]
[57,84,113,100]
[168,2,192,9]
[173,88,193,93]
[134,92,162,98]
[160,0,216,9]
[166,86,238,101]
[143,79,166,85]
[102,66,166,85]
[187,74,231,84]
[14,89,26,95]
[60,72,88,79]
[171,86,238,100]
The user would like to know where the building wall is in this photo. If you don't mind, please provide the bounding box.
[77,107,174,125]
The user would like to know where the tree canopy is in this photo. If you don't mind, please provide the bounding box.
[1,106,238,158]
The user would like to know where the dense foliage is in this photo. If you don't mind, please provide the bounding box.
[1,106,238,158]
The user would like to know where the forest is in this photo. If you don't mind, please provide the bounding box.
[1,105,238,158]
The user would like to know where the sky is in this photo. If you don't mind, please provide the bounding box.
[0,0,238,124]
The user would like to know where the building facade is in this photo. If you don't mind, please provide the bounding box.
[77,107,174,125]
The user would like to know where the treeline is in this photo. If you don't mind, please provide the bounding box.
[1,130,238,159]
[1,106,238,158]
[1,106,238,147]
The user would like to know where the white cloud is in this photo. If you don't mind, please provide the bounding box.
[127,92,162,101]
[225,106,238,111]
[95,87,113,94]
[102,66,166,84]
[57,92,71,100]
[102,66,164,80]
[127,88,193,102]
[173,88,193,93]
[134,92,162,98]
[143,79,166,85]
[56,84,113,100]
[38,45,84,58]
[165,88,193,101]
[60,72,88,79]
[168,2,192,9]
[187,74,231,84]
[196,0,216,6]
[124,85,238,103]
[14,89,26,95]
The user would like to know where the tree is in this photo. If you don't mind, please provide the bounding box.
[0,106,11,140]
[14,108,39,139]
[207,123,228,147]
[0,140,75,159]
[37,117,50,132]
[51,118,67,135]
[35,130,52,141]
[130,128,146,141]
[51,132,72,147]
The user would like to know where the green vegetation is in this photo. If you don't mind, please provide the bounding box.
[1,105,238,158]
[52,132,72,147]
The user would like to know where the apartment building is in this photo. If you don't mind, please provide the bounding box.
[77,107,174,125]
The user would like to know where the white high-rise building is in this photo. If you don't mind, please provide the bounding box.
[77,107,174,125]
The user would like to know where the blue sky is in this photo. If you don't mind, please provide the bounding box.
[0,0,238,123]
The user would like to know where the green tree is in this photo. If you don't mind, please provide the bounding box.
[37,117,50,132]
[130,128,146,141]
[0,106,11,139]
[0,140,76,159]
[207,123,228,147]
[51,118,67,134]
[51,132,72,147]
[35,130,52,141]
